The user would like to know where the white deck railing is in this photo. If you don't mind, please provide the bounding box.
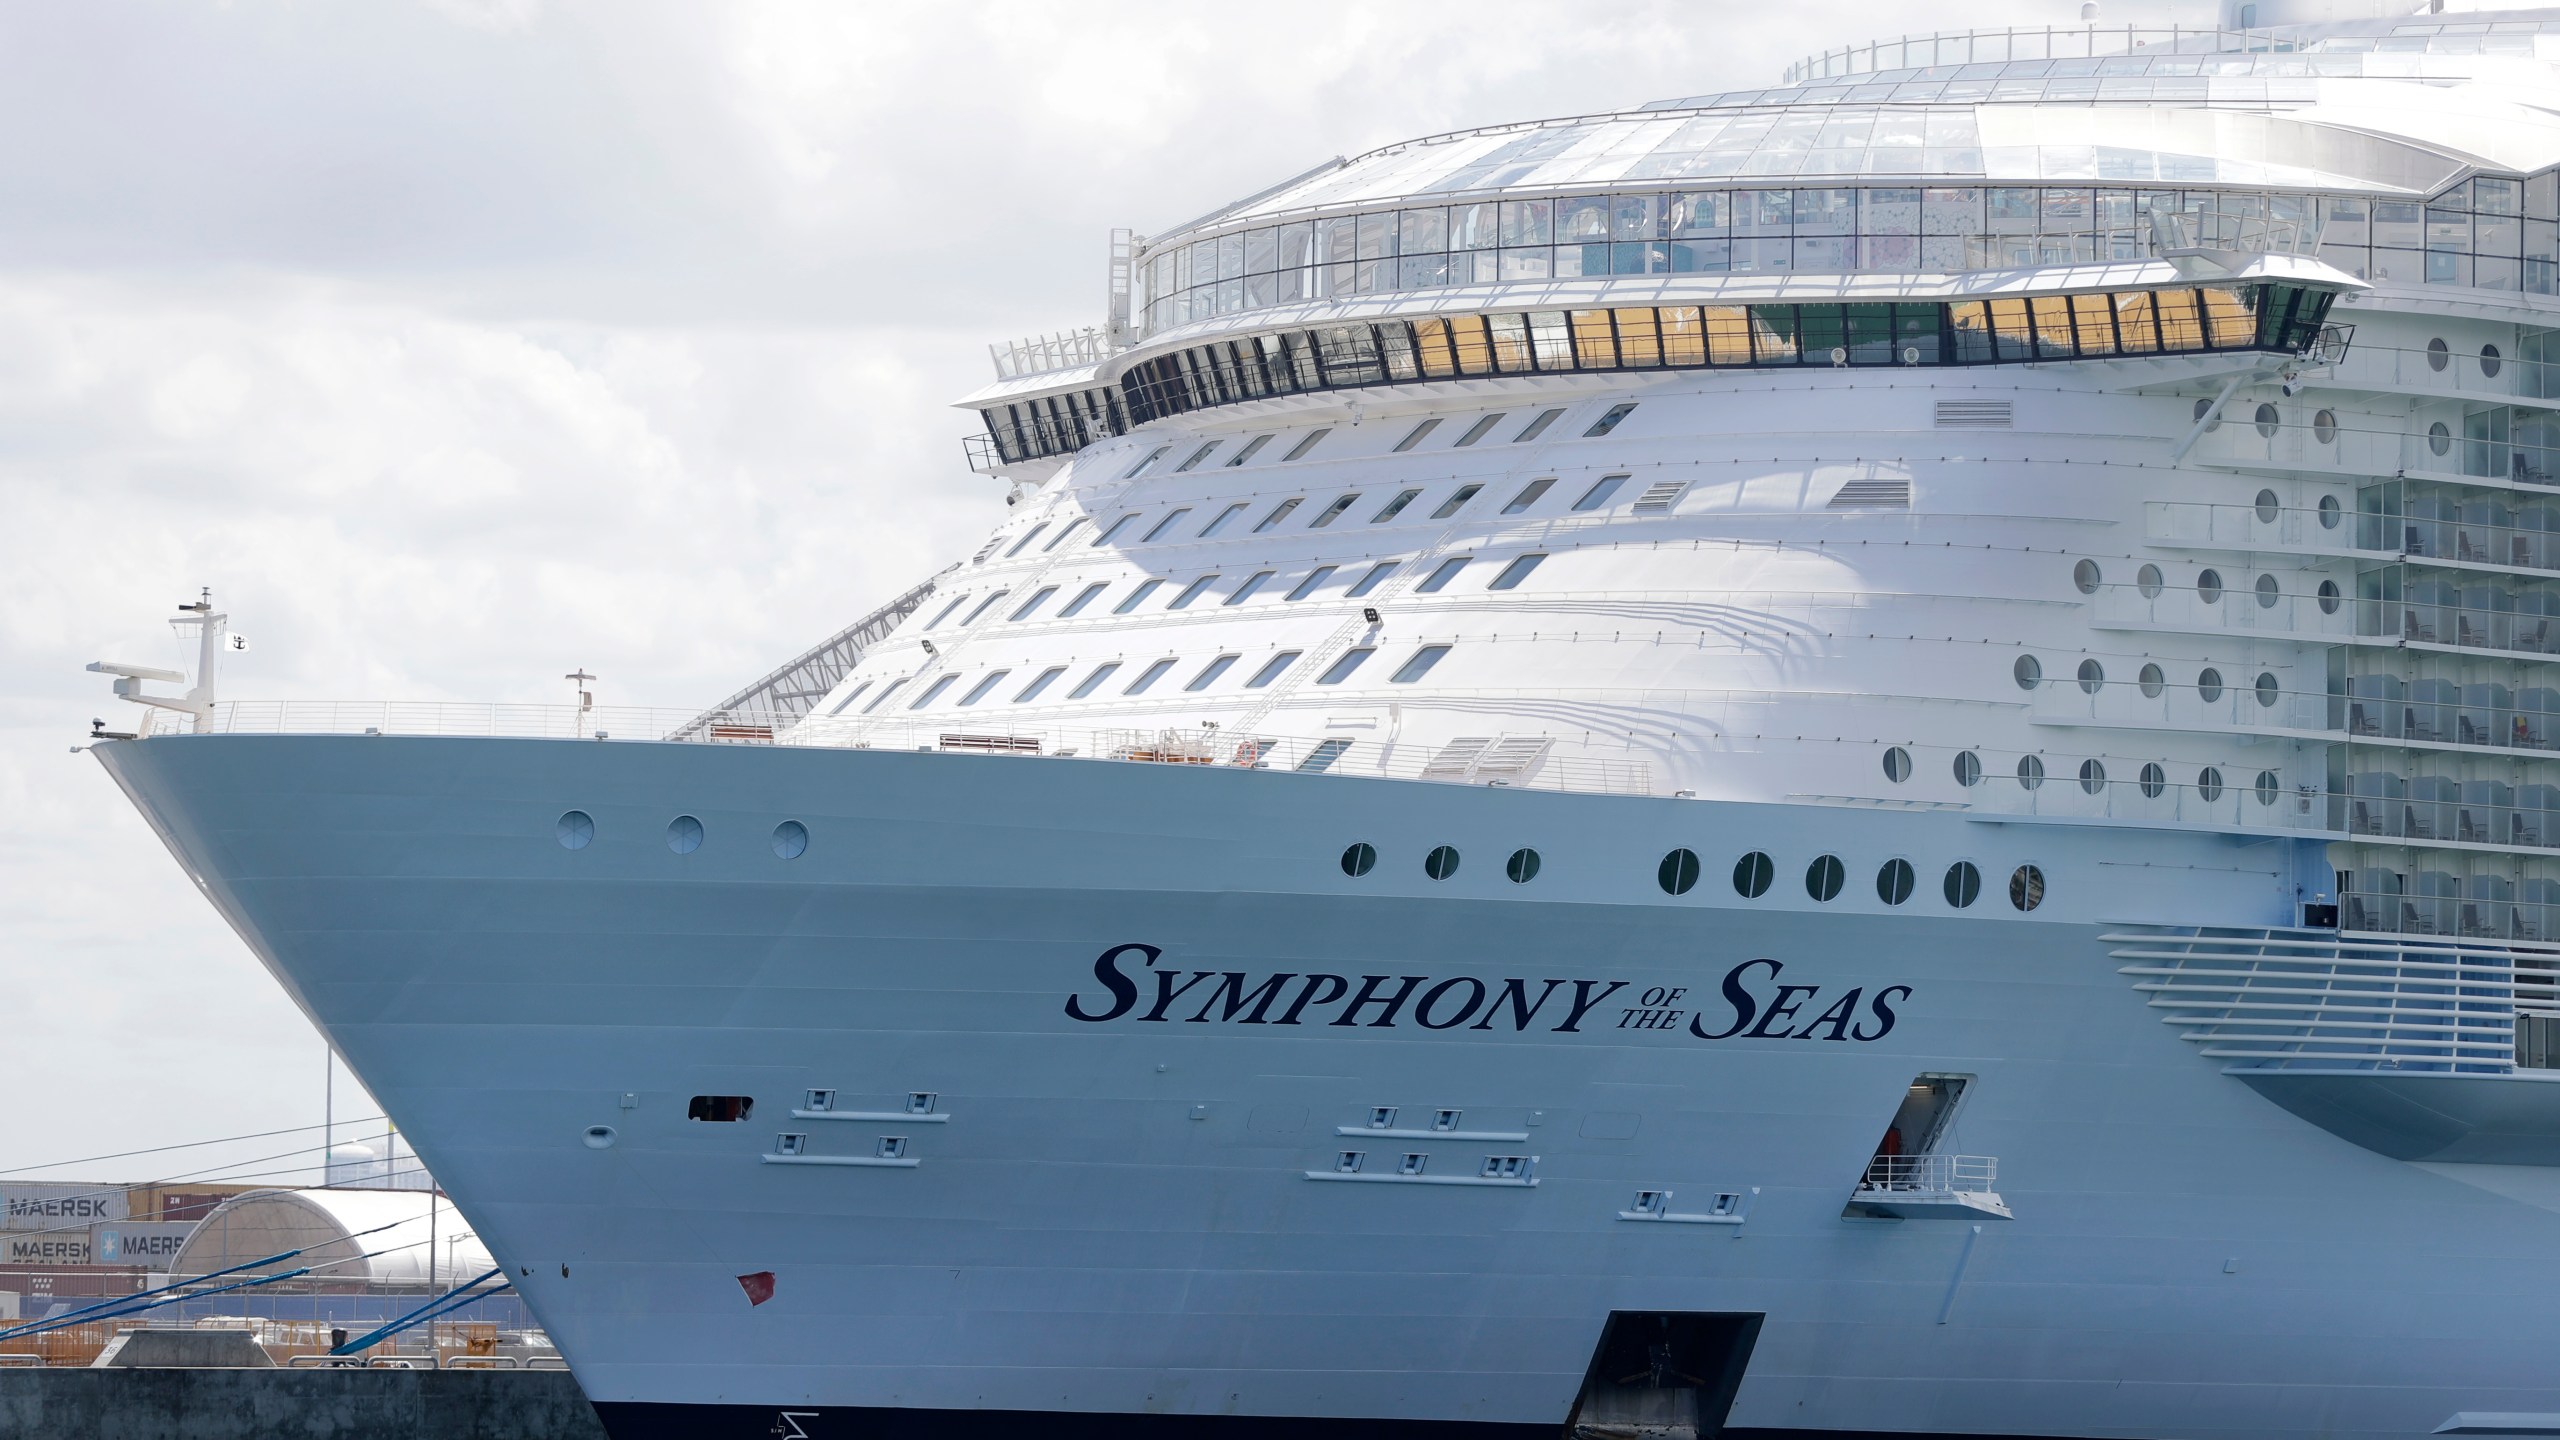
[1856,1154,1999,1196]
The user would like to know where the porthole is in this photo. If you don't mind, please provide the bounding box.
[1944,861,1982,908]
[1506,848,1541,884]
[1425,845,1461,881]
[2253,403,2280,439]
[2140,762,2166,799]
[2427,337,2450,372]
[1952,750,1982,787]
[2137,563,2163,598]
[1876,858,1915,906]
[2072,559,2101,594]
[582,1126,616,1150]
[2197,667,2224,704]
[1730,850,1772,898]
[2317,579,2341,614]
[1805,855,1845,902]
[1341,842,1377,877]
[2253,488,2280,523]
[2197,569,2224,604]
[2192,397,2223,432]
[667,815,703,854]
[2014,655,2042,690]
[2198,767,2224,803]
[2314,411,2339,446]
[2017,754,2045,790]
[771,820,809,860]
[1882,746,1912,783]
[1659,848,1702,895]
[2429,421,2452,457]
[556,810,594,850]
[2254,573,2280,609]
[2482,343,2504,379]
[2076,659,2104,695]
[2255,769,2281,806]
[2078,759,2107,795]
[2009,864,2046,912]
[2254,671,2279,708]
[2138,663,2165,698]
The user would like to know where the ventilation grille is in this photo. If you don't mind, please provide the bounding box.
[1829,478,1913,509]
[1934,399,2014,428]
[1632,479,1689,514]
[1421,734,1555,785]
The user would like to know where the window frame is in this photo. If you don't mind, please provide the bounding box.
[1390,645,1452,683]
[1014,666,1067,703]
[1487,553,1546,590]
[1124,658,1180,694]
[1346,562,1399,598]
[1112,579,1165,614]
[1316,648,1376,685]
[1415,557,1471,593]
[1066,663,1121,699]
[1503,477,1557,514]
[1285,565,1339,601]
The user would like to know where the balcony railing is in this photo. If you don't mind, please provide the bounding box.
[2148,500,2560,578]
[1856,1153,1999,1196]
[2189,412,2560,488]
[987,328,1114,381]
[1782,25,2270,85]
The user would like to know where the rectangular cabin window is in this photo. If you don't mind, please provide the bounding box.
[908,674,960,709]
[1503,477,1556,514]
[1185,655,1240,691]
[1067,663,1120,699]
[1298,738,1352,772]
[961,591,1010,626]
[1317,648,1375,685]
[1121,446,1170,479]
[1391,646,1451,683]
[1004,524,1048,557]
[1514,408,1565,443]
[1173,442,1221,473]
[1583,403,1638,437]
[860,678,907,714]
[1008,586,1058,621]
[1392,418,1442,452]
[1227,571,1274,605]
[1309,494,1360,528]
[1489,553,1546,590]
[1199,502,1250,537]
[1142,508,1193,542]
[1282,428,1331,461]
[1346,562,1398,598]
[1254,497,1304,532]
[1431,484,1484,519]
[958,670,1010,706]
[1090,514,1141,547]
[1015,666,1067,703]
[1058,582,1109,618]
[1572,475,1629,511]
[923,594,971,629]
[1113,579,1165,614]
[1416,558,1471,593]
[1041,518,1086,551]
[1246,652,1300,688]
[1452,414,1505,447]
[1224,434,1275,466]
[1372,488,1423,522]
[1125,658,1179,694]
[688,1095,754,1122]
[1168,575,1221,609]
[825,680,873,715]
[1286,565,1339,600]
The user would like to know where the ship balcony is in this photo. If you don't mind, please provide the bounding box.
[2148,500,2560,581]
[1847,1154,2010,1220]
[2184,411,2560,491]
[2315,337,2560,411]
[2092,583,2560,663]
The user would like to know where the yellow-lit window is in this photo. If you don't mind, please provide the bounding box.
[1411,318,1459,379]
[2111,291,2161,353]
[1986,297,2034,357]
[1615,309,1663,368]
[2030,295,2075,355]
[2199,286,2256,347]
[1702,307,1754,364]
[2155,289,2205,350]
[1449,315,1495,376]
[2069,293,2116,355]
[1487,313,1537,373]
[1570,310,1617,368]
[1658,307,1706,367]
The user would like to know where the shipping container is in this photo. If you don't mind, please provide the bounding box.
[130,1184,260,1224]
[0,1182,127,1229]
[90,1222,194,1267]
[1,1232,94,1266]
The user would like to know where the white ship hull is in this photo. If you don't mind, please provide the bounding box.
[92,733,2560,1440]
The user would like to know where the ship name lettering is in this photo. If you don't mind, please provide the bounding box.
[1069,947,1910,1043]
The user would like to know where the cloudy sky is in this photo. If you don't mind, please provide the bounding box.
[0,0,2250,1186]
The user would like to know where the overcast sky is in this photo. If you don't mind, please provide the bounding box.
[2,0,2253,1187]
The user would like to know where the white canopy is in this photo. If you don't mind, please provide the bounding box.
[169,1187,494,1290]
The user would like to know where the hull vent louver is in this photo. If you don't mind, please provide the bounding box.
[1632,480,1688,514]
[1829,479,1912,508]
[1934,399,2013,428]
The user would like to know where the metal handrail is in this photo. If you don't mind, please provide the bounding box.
[1782,25,2276,85]
[1856,1153,1998,1193]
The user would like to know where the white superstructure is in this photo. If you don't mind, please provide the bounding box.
[86,7,2560,1438]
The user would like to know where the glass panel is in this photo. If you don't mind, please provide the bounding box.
[1411,318,1459,379]
[1703,306,1755,364]
[2199,286,2257,347]
[1449,315,1495,376]
[2029,294,2076,357]
[1487,312,1536,372]
[2069,292,2116,355]
[1571,310,1619,368]
[2111,290,2161,353]
[2155,288,2205,349]
[1659,306,1706,366]
[1615,309,1663,368]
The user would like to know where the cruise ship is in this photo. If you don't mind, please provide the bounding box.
[84,3,2560,1435]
